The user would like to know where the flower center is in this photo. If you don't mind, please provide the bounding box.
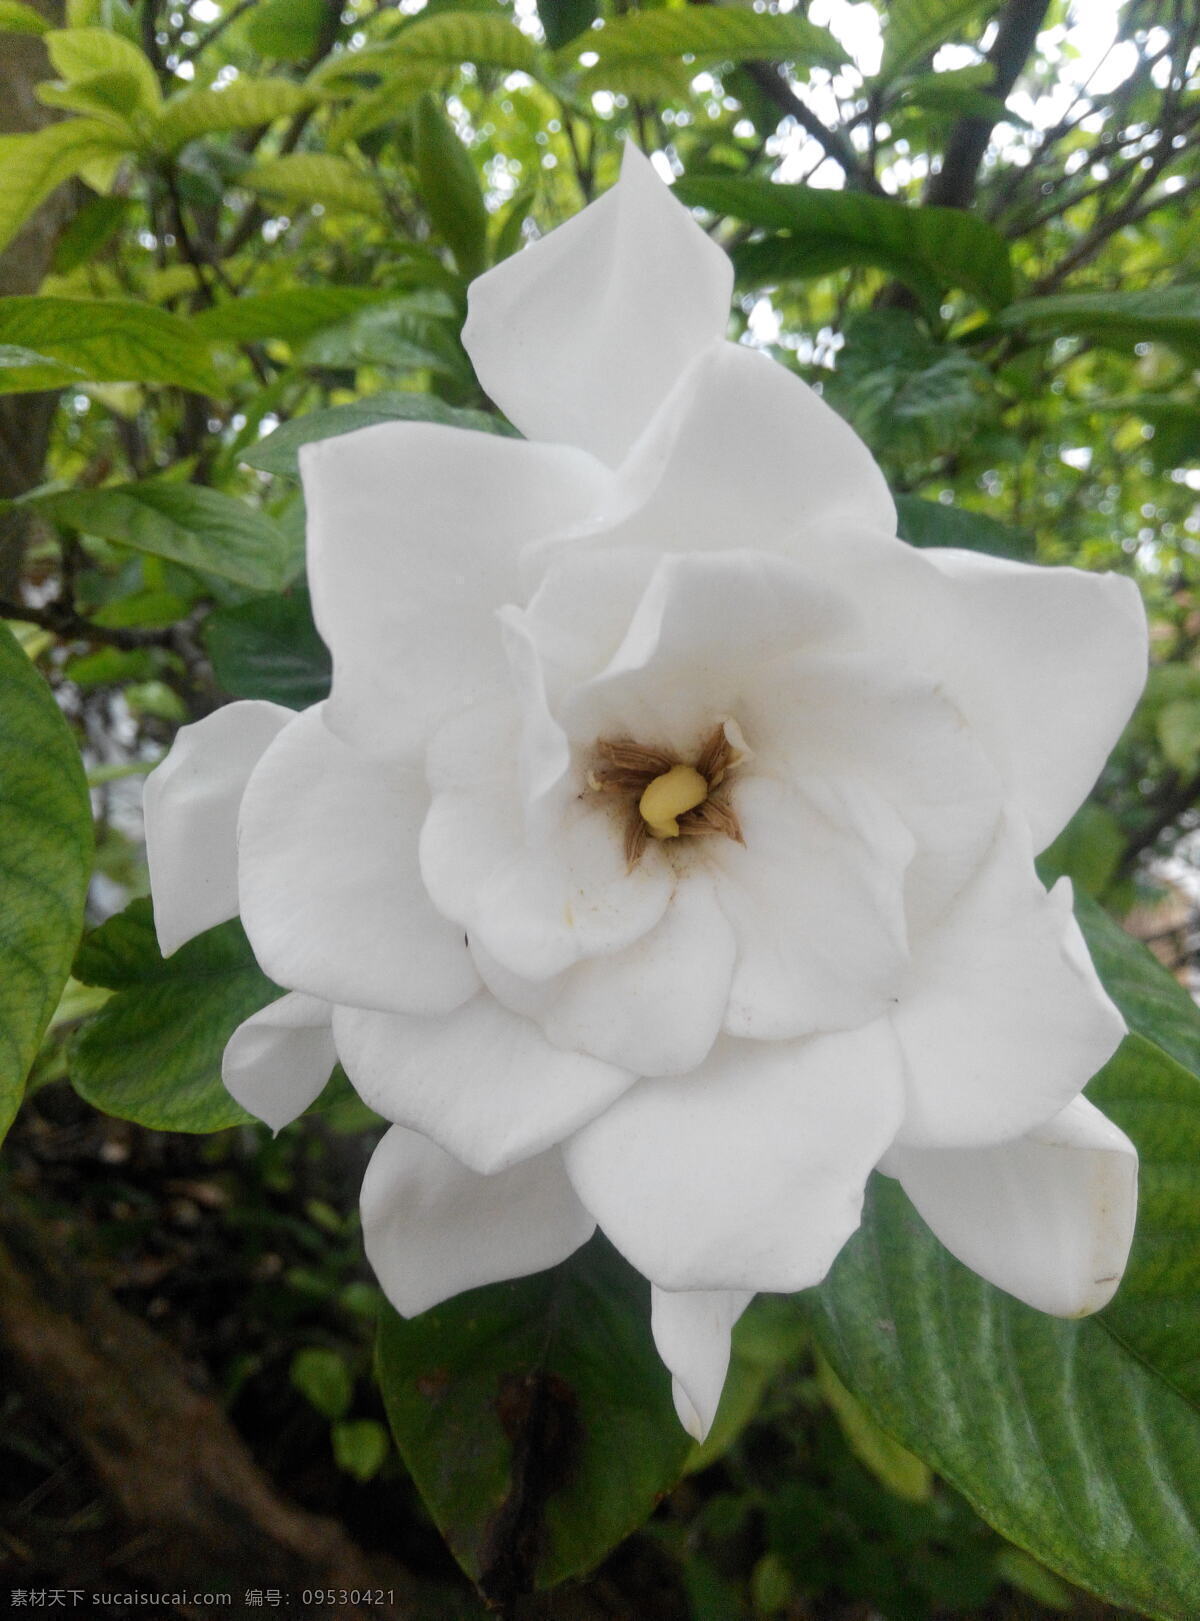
[589,722,747,866]
[639,765,708,839]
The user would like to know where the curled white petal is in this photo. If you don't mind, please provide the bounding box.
[651,1285,753,1442]
[892,817,1126,1149]
[464,143,732,469]
[361,1127,594,1318]
[332,994,635,1175]
[239,705,479,1014]
[564,1022,905,1294]
[222,991,335,1132]
[143,699,291,957]
[883,1094,1138,1316]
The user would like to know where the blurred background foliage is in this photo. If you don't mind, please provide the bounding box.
[0,0,1197,1614]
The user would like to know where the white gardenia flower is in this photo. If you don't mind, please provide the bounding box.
[144,147,1147,1442]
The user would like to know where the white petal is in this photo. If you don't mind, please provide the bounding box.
[144,699,291,956]
[532,340,894,576]
[472,799,675,981]
[883,1095,1138,1316]
[651,1285,753,1441]
[710,776,912,1040]
[747,649,1003,936]
[301,420,607,757]
[564,1022,905,1293]
[421,700,676,979]
[332,995,635,1175]
[238,705,479,1014]
[559,547,850,752]
[916,550,1146,851]
[541,870,737,1076]
[892,818,1126,1148]
[464,143,732,468]
[222,992,335,1132]
[361,1126,594,1317]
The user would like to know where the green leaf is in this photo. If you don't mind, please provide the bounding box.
[357,10,539,74]
[51,193,132,274]
[26,481,298,592]
[71,900,274,1133]
[191,287,384,346]
[240,153,388,220]
[675,177,1013,311]
[997,286,1200,359]
[536,0,597,53]
[809,897,1200,1618]
[412,94,488,281]
[814,1351,932,1504]
[0,119,130,256]
[0,624,93,1144]
[243,392,516,479]
[1073,889,1200,1080]
[878,0,998,85]
[376,1237,691,1593]
[154,79,315,155]
[0,1,50,34]
[0,343,76,372]
[0,297,219,394]
[895,494,1035,559]
[331,1418,390,1482]
[1036,800,1125,901]
[204,589,332,710]
[1159,696,1200,773]
[299,298,470,383]
[37,71,144,131]
[564,8,844,74]
[291,1347,353,1420]
[242,0,328,61]
[45,25,160,111]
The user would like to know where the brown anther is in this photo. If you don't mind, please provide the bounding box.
[589,722,747,867]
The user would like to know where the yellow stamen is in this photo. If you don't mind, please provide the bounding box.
[638,764,708,840]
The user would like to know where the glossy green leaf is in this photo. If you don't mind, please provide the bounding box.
[997,286,1200,358]
[895,494,1035,558]
[0,1,50,35]
[0,624,93,1144]
[676,177,1013,311]
[36,70,142,131]
[191,287,383,346]
[809,901,1200,1618]
[241,154,388,220]
[564,8,843,74]
[45,25,161,110]
[808,1166,1200,1619]
[536,0,597,53]
[0,119,130,256]
[243,392,515,479]
[204,589,332,710]
[376,1237,691,1595]
[71,900,274,1133]
[1036,801,1125,900]
[0,296,219,394]
[154,79,315,154]
[26,481,298,591]
[413,94,489,281]
[878,0,998,85]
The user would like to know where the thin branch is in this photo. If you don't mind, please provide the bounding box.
[923,0,1051,210]
[0,595,188,651]
[741,61,885,194]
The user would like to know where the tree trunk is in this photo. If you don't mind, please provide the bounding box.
[0,0,70,596]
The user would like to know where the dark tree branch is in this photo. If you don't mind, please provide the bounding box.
[741,61,884,194]
[924,0,1052,210]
